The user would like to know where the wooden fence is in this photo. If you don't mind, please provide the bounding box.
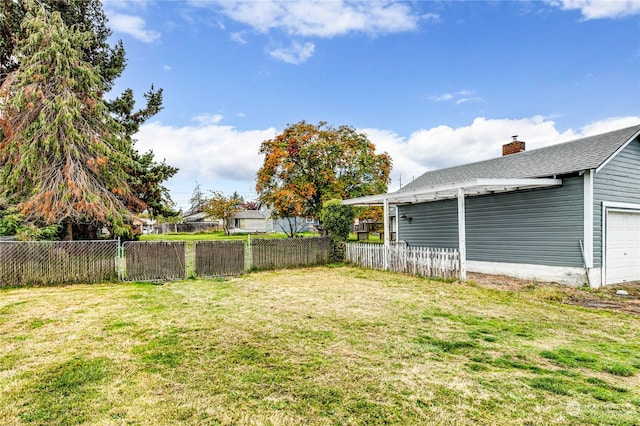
[0,237,333,286]
[123,241,187,281]
[345,242,460,280]
[250,237,331,271]
[195,241,245,277]
[0,240,118,287]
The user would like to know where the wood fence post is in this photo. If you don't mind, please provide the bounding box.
[246,234,252,272]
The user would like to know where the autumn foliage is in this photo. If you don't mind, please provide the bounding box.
[256,121,392,228]
[202,191,243,236]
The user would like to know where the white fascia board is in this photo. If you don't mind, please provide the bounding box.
[342,178,562,206]
[469,177,563,189]
[342,194,387,206]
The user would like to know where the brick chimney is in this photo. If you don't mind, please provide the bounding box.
[502,135,525,156]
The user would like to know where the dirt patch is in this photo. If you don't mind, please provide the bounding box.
[467,272,640,315]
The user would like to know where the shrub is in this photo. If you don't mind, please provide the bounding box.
[320,199,354,262]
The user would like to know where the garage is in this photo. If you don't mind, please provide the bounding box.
[606,210,640,284]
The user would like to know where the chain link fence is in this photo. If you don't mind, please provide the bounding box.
[0,240,118,288]
[195,241,245,277]
[250,237,331,271]
[123,241,187,281]
[1,237,334,287]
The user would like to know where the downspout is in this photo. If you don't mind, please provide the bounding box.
[457,188,467,281]
[582,169,594,287]
[579,240,591,288]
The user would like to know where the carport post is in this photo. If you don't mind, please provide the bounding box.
[457,188,467,281]
[383,196,389,270]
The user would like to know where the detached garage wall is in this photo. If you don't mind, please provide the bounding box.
[593,138,640,268]
[397,199,459,249]
[398,175,584,267]
[594,137,640,285]
[465,176,584,267]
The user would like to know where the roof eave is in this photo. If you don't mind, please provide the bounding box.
[342,177,563,206]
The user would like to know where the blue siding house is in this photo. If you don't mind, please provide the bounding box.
[345,125,640,287]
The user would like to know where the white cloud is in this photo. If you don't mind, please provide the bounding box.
[362,115,640,191]
[214,1,422,37]
[135,120,277,208]
[431,93,454,102]
[136,120,275,182]
[230,32,248,45]
[455,97,481,105]
[107,13,160,42]
[135,114,640,207]
[421,13,441,23]
[548,0,640,19]
[269,42,315,64]
[163,64,172,71]
[200,1,427,63]
[579,116,640,135]
[192,113,224,125]
[430,90,482,105]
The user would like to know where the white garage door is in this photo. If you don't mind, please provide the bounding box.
[606,211,640,284]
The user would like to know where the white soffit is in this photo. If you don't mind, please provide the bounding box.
[343,178,563,206]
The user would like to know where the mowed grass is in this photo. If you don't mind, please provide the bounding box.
[1,267,639,425]
[139,231,319,242]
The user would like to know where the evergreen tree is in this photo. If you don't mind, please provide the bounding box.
[1,0,125,90]
[188,182,206,214]
[108,87,178,217]
[0,8,136,239]
[1,0,178,223]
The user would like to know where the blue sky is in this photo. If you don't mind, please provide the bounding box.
[102,0,640,212]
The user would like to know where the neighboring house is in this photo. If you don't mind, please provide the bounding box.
[344,124,640,287]
[153,211,220,234]
[133,217,156,234]
[229,210,268,234]
[183,211,218,224]
[267,216,318,235]
[260,207,318,235]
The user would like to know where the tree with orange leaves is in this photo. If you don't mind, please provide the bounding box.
[0,7,137,240]
[256,121,392,236]
[202,191,243,236]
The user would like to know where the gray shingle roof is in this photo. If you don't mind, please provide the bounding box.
[400,124,640,192]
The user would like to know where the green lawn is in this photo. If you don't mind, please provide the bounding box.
[1,267,639,425]
[139,231,319,242]
[140,230,383,243]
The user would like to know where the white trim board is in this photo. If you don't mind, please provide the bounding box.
[583,170,594,269]
[342,178,563,206]
[601,202,640,286]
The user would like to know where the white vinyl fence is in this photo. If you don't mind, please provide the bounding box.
[345,242,460,280]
